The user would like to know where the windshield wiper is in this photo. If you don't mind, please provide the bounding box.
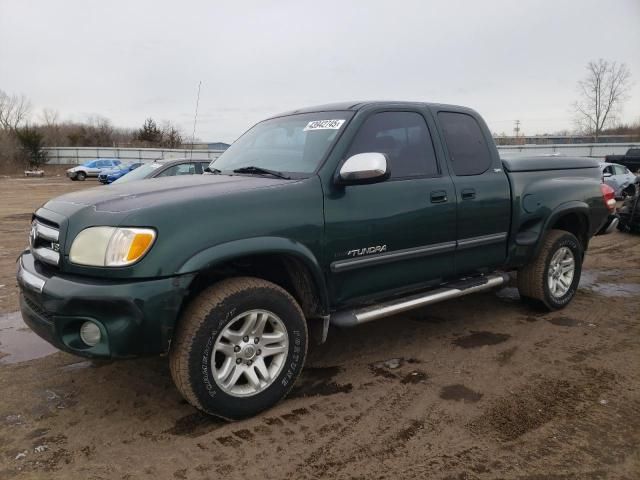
[233,166,291,179]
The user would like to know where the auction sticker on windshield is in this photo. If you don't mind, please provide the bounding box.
[304,119,346,131]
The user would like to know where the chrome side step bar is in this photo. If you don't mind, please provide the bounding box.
[330,273,509,327]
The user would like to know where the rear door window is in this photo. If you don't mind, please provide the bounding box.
[346,111,438,179]
[438,112,492,176]
[157,163,197,177]
[614,165,627,175]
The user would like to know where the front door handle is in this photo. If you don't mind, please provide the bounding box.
[430,190,448,203]
[461,188,476,200]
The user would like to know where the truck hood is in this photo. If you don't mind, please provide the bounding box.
[43,174,294,216]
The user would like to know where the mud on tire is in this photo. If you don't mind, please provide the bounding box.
[517,229,583,311]
[169,277,308,420]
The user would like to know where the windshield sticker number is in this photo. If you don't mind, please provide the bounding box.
[304,119,345,131]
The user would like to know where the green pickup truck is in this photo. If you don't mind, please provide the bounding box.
[17,101,613,419]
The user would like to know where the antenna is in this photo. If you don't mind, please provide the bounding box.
[190,80,202,159]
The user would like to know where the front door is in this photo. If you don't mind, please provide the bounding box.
[323,110,457,307]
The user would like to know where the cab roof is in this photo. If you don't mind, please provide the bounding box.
[276,101,475,117]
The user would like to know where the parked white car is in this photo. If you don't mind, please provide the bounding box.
[66,159,121,181]
[601,162,637,199]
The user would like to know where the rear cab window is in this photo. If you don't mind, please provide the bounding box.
[438,112,492,176]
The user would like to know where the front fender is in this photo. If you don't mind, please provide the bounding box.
[177,236,329,313]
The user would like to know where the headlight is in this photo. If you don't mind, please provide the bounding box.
[69,227,156,267]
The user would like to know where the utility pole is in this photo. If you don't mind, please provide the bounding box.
[514,120,521,138]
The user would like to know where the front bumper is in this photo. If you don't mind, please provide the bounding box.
[17,251,195,359]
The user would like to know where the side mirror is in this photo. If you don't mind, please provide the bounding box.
[338,152,390,185]
[603,172,612,178]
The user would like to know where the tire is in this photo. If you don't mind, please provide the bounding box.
[170,277,308,420]
[76,171,87,181]
[517,229,583,311]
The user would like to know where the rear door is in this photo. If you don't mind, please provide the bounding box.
[614,164,636,191]
[436,111,511,275]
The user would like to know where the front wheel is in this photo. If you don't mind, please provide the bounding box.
[76,171,87,181]
[517,229,583,310]
[170,277,308,420]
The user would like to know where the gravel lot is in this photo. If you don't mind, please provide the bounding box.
[1,176,639,479]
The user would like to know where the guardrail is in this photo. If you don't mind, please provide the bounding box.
[44,143,640,165]
[45,147,225,165]
[496,143,639,157]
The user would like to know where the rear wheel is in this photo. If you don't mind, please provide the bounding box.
[170,277,308,420]
[517,229,582,310]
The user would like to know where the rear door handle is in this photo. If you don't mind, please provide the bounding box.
[461,188,476,200]
[430,190,448,203]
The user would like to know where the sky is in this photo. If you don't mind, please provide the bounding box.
[1,0,639,143]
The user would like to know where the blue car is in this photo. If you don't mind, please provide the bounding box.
[98,163,143,184]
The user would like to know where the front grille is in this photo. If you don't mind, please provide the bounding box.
[23,295,54,323]
[30,216,61,268]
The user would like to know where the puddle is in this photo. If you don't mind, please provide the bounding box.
[439,384,483,403]
[288,366,352,398]
[580,270,640,297]
[452,331,510,349]
[59,360,94,372]
[548,316,581,327]
[0,312,58,364]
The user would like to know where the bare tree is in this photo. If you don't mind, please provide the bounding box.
[40,108,60,127]
[0,90,31,130]
[160,121,183,148]
[573,59,632,141]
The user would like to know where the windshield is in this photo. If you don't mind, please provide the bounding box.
[211,111,353,175]
[112,162,162,183]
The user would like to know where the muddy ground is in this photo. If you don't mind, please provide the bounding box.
[1,176,639,479]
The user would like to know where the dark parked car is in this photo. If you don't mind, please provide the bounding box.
[18,101,611,419]
[606,148,640,172]
[66,159,121,181]
[617,177,640,233]
[98,163,143,184]
[112,158,210,184]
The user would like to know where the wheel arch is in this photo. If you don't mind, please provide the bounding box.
[510,202,591,267]
[177,237,329,317]
[536,202,590,257]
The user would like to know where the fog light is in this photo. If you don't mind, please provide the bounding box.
[80,322,101,346]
